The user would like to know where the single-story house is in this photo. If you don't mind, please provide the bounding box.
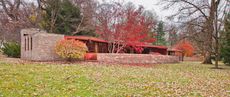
[20,28,180,63]
[65,36,108,53]
[64,36,168,55]
[168,48,184,61]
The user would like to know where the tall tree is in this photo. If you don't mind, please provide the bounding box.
[142,9,158,45]
[71,0,98,36]
[40,0,81,35]
[221,13,230,65]
[165,23,179,46]
[160,0,229,68]
[155,21,166,46]
[38,0,98,36]
[96,2,156,53]
[0,0,39,42]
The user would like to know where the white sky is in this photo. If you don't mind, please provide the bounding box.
[28,0,174,20]
[123,0,166,18]
[99,0,175,21]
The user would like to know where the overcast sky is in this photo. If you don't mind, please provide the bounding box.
[28,0,174,20]
[121,0,166,18]
[99,0,175,21]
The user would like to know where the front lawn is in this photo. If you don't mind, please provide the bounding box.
[0,61,230,96]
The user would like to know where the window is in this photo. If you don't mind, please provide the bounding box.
[25,37,27,51]
[24,34,28,51]
[27,36,30,51]
[30,37,32,50]
[24,35,32,51]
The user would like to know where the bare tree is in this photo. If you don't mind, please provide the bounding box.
[160,0,230,68]
[72,0,98,34]
[0,0,39,43]
[96,2,156,53]
[37,0,98,35]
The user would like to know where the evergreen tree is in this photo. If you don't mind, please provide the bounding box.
[42,0,81,35]
[221,13,230,65]
[155,21,166,45]
[74,30,98,37]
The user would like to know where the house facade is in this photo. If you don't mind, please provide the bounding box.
[64,36,108,53]
[65,36,168,55]
[20,28,176,62]
[21,28,64,61]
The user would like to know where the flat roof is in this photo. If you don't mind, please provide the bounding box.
[65,36,168,49]
[136,44,168,49]
[65,36,107,43]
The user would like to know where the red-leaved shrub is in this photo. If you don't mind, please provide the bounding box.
[174,40,195,57]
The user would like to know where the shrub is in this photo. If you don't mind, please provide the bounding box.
[174,40,195,57]
[1,42,20,58]
[55,39,88,61]
[84,53,97,60]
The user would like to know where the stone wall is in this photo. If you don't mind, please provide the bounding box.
[97,53,180,64]
[184,57,203,61]
[21,28,64,61]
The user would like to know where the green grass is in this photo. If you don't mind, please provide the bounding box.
[0,61,230,97]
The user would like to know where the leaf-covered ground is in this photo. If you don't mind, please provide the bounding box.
[0,61,230,97]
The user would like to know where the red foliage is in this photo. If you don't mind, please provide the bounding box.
[96,3,156,53]
[84,53,97,60]
[174,40,195,57]
[133,46,144,54]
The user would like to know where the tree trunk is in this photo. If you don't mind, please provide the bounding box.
[215,54,219,68]
[202,53,212,64]
[201,0,216,65]
[214,14,219,69]
[213,0,220,69]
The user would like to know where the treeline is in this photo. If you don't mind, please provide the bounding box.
[0,0,170,46]
[1,0,230,66]
[159,0,230,67]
